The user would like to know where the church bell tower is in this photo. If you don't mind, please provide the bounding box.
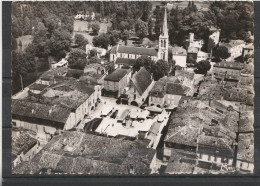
[158,7,169,62]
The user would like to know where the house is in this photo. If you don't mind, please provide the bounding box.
[197,135,234,169]
[29,83,48,95]
[163,125,201,160]
[103,68,131,98]
[38,67,69,86]
[12,99,73,141]
[84,63,106,77]
[236,133,254,173]
[242,44,254,57]
[208,26,221,51]
[13,131,157,175]
[149,71,195,108]
[196,50,210,62]
[51,58,68,69]
[85,44,107,58]
[43,80,96,125]
[219,40,246,60]
[172,46,187,68]
[127,67,154,107]
[114,58,136,69]
[12,131,40,168]
[188,33,204,51]
[213,61,242,82]
[164,149,197,174]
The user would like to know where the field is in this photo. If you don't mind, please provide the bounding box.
[73,20,111,45]
[16,35,33,51]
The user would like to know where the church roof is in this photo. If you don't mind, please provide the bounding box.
[117,45,157,56]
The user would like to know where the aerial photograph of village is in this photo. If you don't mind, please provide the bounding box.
[11,1,254,175]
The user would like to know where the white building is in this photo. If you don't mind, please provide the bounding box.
[172,46,187,68]
[219,40,246,60]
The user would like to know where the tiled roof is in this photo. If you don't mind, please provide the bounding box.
[12,99,71,128]
[237,133,254,162]
[29,83,48,91]
[187,46,199,53]
[110,46,117,54]
[117,45,157,56]
[166,83,188,95]
[131,67,153,96]
[149,77,167,98]
[13,131,156,175]
[65,69,84,79]
[104,68,130,82]
[214,61,243,70]
[197,135,234,157]
[164,125,200,147]
[115,58,136,66]
[220,40,245,48]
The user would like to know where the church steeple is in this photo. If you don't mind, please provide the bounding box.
[158,7,169,62]
[161,7,168,37]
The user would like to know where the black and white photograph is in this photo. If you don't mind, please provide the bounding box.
[11,1,254,175]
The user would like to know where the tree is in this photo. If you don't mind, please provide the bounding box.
[108,31,120,46]
[152,59,170,81]
[74,34,89,49]
[67,49,88,70]
[121,30,129,45]
[214,46,231,60]
[91,22,100,35]
[133,56,154,73]
[135,20,148,41]
[49,28,72,60]
[89,49,97,58]
[93,33,110,49]
[100,2,105,17]
[148,18,154,36]
[194,60,211,75]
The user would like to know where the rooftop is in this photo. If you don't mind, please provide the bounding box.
[65,69,84,79]
[172,46,187,56]
[29,83,48,91]
[237,133,254,162]
[219,40,245,48]
[213,61,243,70]
[115,58,136,66]
[104,68,130,82]
[12,99,71,128]
[164,125,200,147]
[13,131,156,175]
[117,45,158,56]
[131,67,153,96]
[166,83,188,95]
[12,132,37,161]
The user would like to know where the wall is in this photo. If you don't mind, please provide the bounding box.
[173,55,187,68]
[198,152,233,166]
[236,160,254,172]
[166,94,182,106]
[149,95,165,108]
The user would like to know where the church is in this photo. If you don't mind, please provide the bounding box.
[110,7,169,68]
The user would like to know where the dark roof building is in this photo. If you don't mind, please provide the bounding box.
[166,83,188,95]
[213,61,243,70]
[131,67,153,96]
[104,68,130,82]
[12,99,71,129]
[115,58,136,66]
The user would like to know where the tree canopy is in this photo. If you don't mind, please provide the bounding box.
[67,49,88,70]
[194,60,211,75]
